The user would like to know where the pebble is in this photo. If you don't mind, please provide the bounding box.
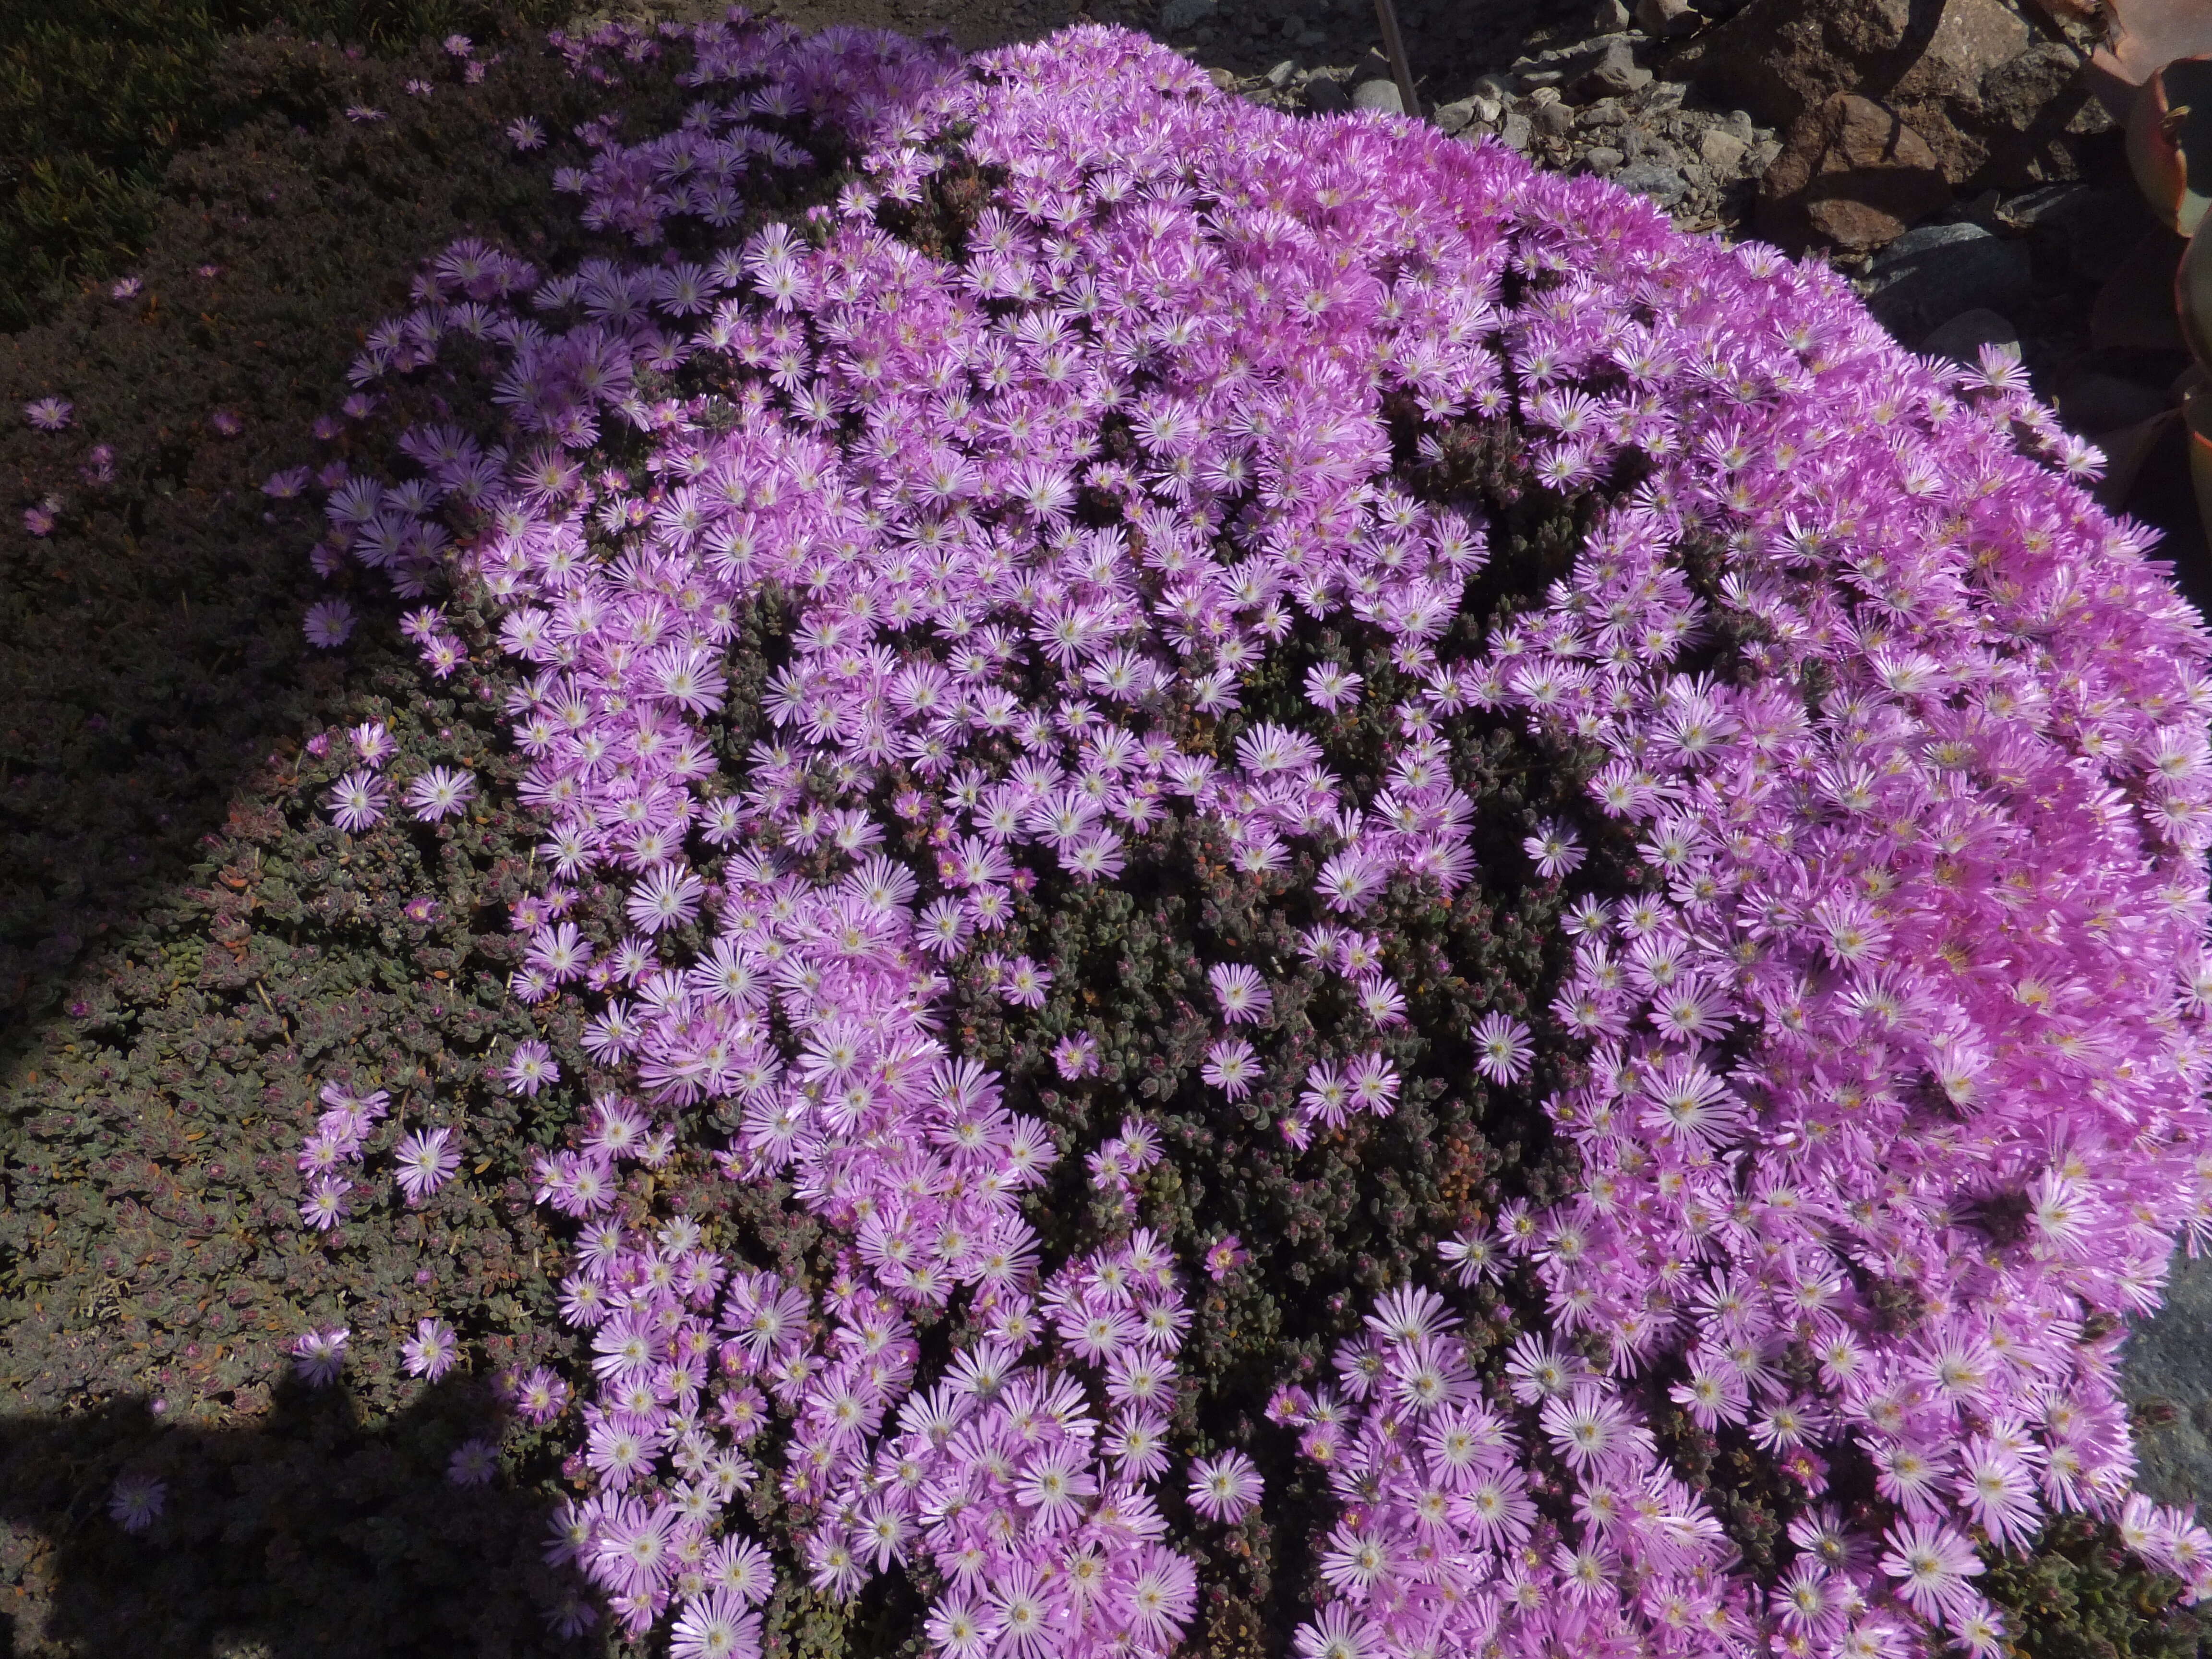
[1500,111,1535,152]
[1352,79,1405,114]
[1533,100,1576,139]
[1266,59,1298,88]
[1698,128,1748,172]
[1307,76,1350,113]
[1635,0,1701,36]
[1571,38,1651,102]
[1433,98,1479,135]
[1614,160,1688,206]
[1586,145,1626,175]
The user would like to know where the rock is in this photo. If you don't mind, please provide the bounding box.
[2012,181,2158,287]
[2126,1249,2212,1511]
[1471,93,1504,125]
[1157,0,1216,32]
[1670,0,2087,189]
[1352,79,1404,114]
[2056,372,2173,433]
[1615,159,1689,205]
[1572,39,1653,101]
[1636,0,1703,37]
[1578,98,1628,128]
[1863,222,2034,336]
[1433,97,1479,135]
[1306,76,1350,113]
[1593,0,1634,29]
[1517,67,1566,90]
[1918,307,2021,366]
[1532,99,1575,140]
[1265,59,1298,88]
[1586,145,1627,174]
[1500,111,1535,152]
[1757,92,1953,253]
[1698,127,1749,171]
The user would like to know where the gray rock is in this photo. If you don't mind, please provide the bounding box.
[1586,145,1626,175]
[1571,39,1652,102]
[1918,307,2019,367]
[1265,59,1298,88]
[1306,76,1350,113]
[1697,127,1748,172]
[1352,79,1404,114]
[2127,1248,2212,1510]
[1635,0,1702,36]
[1433,97,1479,135]
[1500,111,1535,152]
[1157,0,1216,31]
[1592,0,1634,29]
[1864,222,2033,337]
[1614,160,1688,206]
[1516,67,1566,90]
[1534,99,1576,140]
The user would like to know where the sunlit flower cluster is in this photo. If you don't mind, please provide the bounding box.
[283,11,2212,1657]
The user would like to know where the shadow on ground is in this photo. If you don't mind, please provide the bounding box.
[0,1383,574,1658]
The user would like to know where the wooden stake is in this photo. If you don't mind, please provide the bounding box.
[1373,0,1421,120]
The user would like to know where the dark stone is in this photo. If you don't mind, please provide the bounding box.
[1863,222,2033,337]
[1306,76,1349,113]
[1918,306,2020,367]
[1571,38,1653,101]
[1757,92,1952,253]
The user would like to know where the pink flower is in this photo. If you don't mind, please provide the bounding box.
[291,1325,349,1386]
[1187,1448,1262,1522]
[394,1127,461,1203]
[108,1473,166,1532]
[23,397,71,431]
[324,769,385,833]
[303,599,356,648]
[1208,962,1272,1024]
[1204,1236,1247,1280]
[401,1316,459,1379]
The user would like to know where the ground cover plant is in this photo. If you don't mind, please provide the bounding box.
[0,0,573,334]
[12,7,2212,1659]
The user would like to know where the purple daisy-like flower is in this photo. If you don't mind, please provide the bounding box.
[324,768,386,833]
[1470,1011,1533,1085]
[299,1174,353,1231]
[291,1325,349,1387]
[23,396,71,431]
[1052,1032,1099,1079]
[503,1040,559,1096]
[1208,962,1272,1025]
[108,1472,166,1533]
[1200,1037,1260,1101]
[1188,1448,1263,1523]
[401,1316,460,1380]
[394,1126,461,1203]
[447,1438,499,1485]
[303,599,356,648]
[405,765,476,822]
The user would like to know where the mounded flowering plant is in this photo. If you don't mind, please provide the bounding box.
[251,9,2212,1656]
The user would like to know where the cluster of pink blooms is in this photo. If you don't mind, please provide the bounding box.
[273,9,2212,1656]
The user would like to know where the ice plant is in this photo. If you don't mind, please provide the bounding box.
[277,11,2212,1657]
